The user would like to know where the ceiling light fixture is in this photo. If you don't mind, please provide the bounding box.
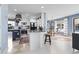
[14,9,17,11]
[41,6,44,9]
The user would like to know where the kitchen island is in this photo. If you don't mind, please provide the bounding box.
[29,32,46,50]
[8,29,21,41]
[8,29,46,51]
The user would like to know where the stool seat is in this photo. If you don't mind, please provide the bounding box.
[44,34,51,45]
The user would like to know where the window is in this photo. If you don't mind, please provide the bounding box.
[74,18,79,32]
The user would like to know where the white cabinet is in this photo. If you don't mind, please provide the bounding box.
[30,32,40,50]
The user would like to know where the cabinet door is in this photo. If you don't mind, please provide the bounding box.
[13,30,20,40]
[76,34,79,50]
[72,33,79,50]
[72,34,77,49]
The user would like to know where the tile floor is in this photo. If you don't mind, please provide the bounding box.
[8,34,79,54]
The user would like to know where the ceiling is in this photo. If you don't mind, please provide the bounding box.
[8,4,79,20]
[8,4,44,15]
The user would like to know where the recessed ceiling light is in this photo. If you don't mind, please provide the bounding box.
[41,6,44,9]
[14,9,17,11]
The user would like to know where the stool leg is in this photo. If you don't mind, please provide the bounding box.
[44,36,47,44]
[49,36,51,45]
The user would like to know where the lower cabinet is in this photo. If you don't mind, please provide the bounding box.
[12,30,20,41]
[72,33,79,50]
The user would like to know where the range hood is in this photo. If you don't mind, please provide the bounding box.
[15,13,22,20]
[15,13,22,23]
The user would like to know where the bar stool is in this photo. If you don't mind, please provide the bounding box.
[44,34,51,45]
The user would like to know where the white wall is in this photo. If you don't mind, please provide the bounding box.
[47,5,79,20]
[0,6,1,50]
[30,18,36,22]
[0,5,8,53]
